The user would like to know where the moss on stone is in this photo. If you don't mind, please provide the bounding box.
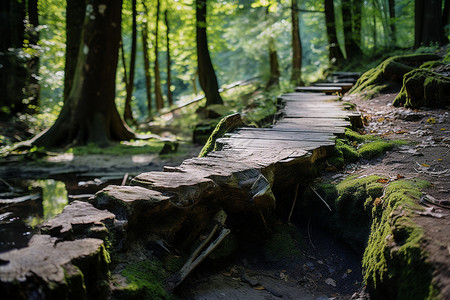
[393,68,450,109]
[117,259,172,300]
[344,128,378,143]
[358,140,394,159]
[362,179,434,300]
[336,139,359,162]
[350,54,441,99]
[198,113,244,157]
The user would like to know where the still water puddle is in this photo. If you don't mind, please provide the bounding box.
[0,179,68,253]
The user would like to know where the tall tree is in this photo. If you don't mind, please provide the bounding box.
[324,0,344,66]
[291,0,304,86]
[25,0,40,110]
[65,0,86,101]
[31,0,135,147]
[388,0,397,45]
[123,0,137,122]
[0,0,27,118]
[266,37,281,89]
[414,0,447,47]
[142,1,152,117]
[342,0,361,57]
[442,0,450,37]
[165,9,173,107]
[196,0,223,108]
[154,0,164,111]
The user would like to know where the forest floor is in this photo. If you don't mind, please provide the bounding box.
[1,91,449,299]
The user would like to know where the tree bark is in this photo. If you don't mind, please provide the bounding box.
[324,0,344,66]
[142,1,152,117]
[165,9,173,107]
[25,0,40,111]
[415,0,447,47]
[32,0,135,148]
[266,37,280,90]
[388,0,397,45]
[65,0,86,101]
[444,0,450,33]
[291,0,304,86]
[154,0,164,111]
[0,0,27,118]
[342,0,361,58]
[123,0,137,122]
[196,0,223,107]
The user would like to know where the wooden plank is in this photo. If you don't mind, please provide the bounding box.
[245,124,346,134]
[280,93,341,101]
[294,86,342,94]
[229,128,335,142]
[314,82,353,92]
[216,137,335,151]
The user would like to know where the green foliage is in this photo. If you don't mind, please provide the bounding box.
[357,140,394,159]
[263,224,303,262]
[344,128,378,143]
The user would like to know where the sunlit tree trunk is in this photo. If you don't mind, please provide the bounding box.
[123,0,137,122]
[291,0,304,86]
[266,37,280,90]
[65,0,86,101]
[414,0,447,47]
[165,9,173,107]
[154,0,164,111]
[196,0,223,107]
[324,0,344,66]
[0,0,27,118]
[142,1,152,117]
[25,0,40,111]
[32,0,135,148]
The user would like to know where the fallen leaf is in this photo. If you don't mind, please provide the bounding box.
[396,174,405,179]
[395,130,408,134]
[427,117,436,124]
[377,178,389,183]
[222,272,232,277]
[421,163,430,167]
[253,286,265,290]
[438,158,443,161]
[374,198,382,206]
[347,269,352,273]
[377,117,385,122]
[325,278,336,287]
[441,128,447,131]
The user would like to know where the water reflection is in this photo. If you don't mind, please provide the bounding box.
[0,179,68,253]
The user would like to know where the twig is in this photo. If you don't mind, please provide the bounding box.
[288,184,300,224]
[121,173,129,186]
[307,218,315,249]
[309,186,332,211]
[0,178,14,191]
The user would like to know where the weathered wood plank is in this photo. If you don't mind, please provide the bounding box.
[294,86,342,94]
[228,128,336,142]
[216,137,335,151]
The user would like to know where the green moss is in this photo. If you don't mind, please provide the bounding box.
[69,140,165,156]
[420,60,444,69]
[358,140,394,159]
[393,68,450,108]
[341,102,357,110]
[344,128,378,143]
[336,139,359,162]
[263,224,303,262]
[350,54,442,99]
[362,179,434,300]
[198,113,243,157]
[117,259,172,300]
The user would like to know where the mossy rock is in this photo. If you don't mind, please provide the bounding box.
[263,224,303,262]
[198,113,244,157]
[358,140,394,159]
[344,128,378,143]
[362,179,435,300]
[393,68,450,109]
[350,54,442,98]
[115,259,172,300]
[336,139,359,162]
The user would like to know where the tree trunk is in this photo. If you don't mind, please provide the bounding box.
[32,0,135,148]
[0,0,27,118]
[65,0,86,101]
[142,1,152,117]
[444,0,450,34]
[123,0,137,122]
[266,37,280,90]
[388,0,397,45]
[291,0,304,86]
[342,0,361,58]
[25,0,39,111]
[415,0,447,47]
[154,0,164,111]
[196,0,223,108]
[353,0,362,50]
[324,0,344,66]
[165,9,173,107]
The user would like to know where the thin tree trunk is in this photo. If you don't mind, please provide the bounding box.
[142,1,152,117]
[165,9,173,107]
[124,0,137,122]
[25,0,40,111]
[388,0,397,45]
[291,0,304,86]
[266,37,280,90]
[196,0,223,108]
[120,37,128,95]
[154,0,164,111]
[324,0,344,66]
[342,0,361,58]
[444,0,450,32]
[353,0,362,50]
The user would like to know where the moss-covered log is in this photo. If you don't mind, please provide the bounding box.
[349,54,442,98]
[393,68,450,108]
